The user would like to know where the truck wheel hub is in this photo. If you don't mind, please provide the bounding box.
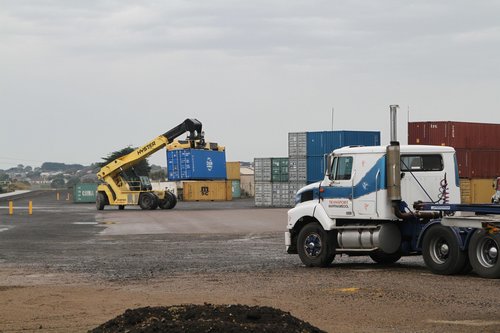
[304,234,322,258]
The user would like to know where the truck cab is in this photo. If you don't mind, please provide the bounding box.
[286,145,460,266]
[492,177,500,204]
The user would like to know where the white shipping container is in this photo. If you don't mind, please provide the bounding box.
[272,183,290,207]
[288,132,307,157]
[288,182,307,207]
[288,157,307,182]
[255,182,273,207]
[254,158,272,182]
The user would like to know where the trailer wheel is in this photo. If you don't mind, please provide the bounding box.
[118,205,125,210]
[468,230,500,279]
[422,225,468,275]
[96,192,107,211]
[297,222,336,267]
[139,192,158,210]
[369,250,402,265]
[159,192,177,210]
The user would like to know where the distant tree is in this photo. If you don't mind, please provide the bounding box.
[51,178,66,189]
[99,147,151,177]
[66,176,81,189]
[0,173,9,182]
[24,165,33,172]
[149,169,166,181]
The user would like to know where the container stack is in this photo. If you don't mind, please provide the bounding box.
[226,161,241,198]
[255,130,381,207]
[166,148,234,201]
[408,121,500,203]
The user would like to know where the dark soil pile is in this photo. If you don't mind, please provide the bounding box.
[90,303,325,333]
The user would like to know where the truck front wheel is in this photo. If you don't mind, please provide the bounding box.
[297,222,336,267]
[422,225,468,275]
[468,230,500,279]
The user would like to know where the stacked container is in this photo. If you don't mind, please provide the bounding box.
[226,161,241,198]
[255,130,381,208]
[167,149,227,180]
[408,121,500,203]
[255,157,290,207]
[288,130,381,185]
[167,149,234,201]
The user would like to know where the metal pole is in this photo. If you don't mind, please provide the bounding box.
[331,107,334,131]
[29,201,33,215]
[389,105,399,143]
[8,200,13,215]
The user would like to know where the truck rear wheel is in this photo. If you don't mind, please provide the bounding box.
[422,225,468,275]
[297,222,336,267]
[468,230,500,279]
[139,192,158,210]
[159,192,177,209]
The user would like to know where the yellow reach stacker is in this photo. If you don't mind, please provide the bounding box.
[96,119,222,211]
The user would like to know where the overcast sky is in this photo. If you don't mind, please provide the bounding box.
[1,0,499,169]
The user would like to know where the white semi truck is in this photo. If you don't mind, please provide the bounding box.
[286,106,500,278]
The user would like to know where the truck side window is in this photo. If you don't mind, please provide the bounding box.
[331,156,353,180]
[401,155,443,172]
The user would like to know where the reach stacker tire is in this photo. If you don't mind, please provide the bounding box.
[297,222,336,267]
[468,230,500,279]
[139,192,158,210]
[96,192,107,211]
[422,225,468,275]
[159,192,177,209]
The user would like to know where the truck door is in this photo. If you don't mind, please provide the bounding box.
[321,155,354,218]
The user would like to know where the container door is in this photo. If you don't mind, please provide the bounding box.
[321,155,354,218]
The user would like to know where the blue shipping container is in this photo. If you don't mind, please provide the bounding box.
[305,131,380,183]
[306,156,326,184]
[167,149,227,181]
[306,131,380,157]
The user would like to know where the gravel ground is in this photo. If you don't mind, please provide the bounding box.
[0,191,499,333]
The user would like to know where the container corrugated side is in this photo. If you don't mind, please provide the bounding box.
[271,158,289,183]
[459,178,471,204]
[255,182,272,207]
[470,178,496,204]
[288,157,307,182]
[456,149,500,178]
[306,156,327,183]
[226,161,241,180]
[409,121,500,149]
[182,181,232,201]
[254,158,272,182]
[167,149,227,181]
[306,131,380,156]
[271,183,289,207]
[73,183,97,203]
[231,180,241,198]
[288,132,307,157]
[288,182,307,207]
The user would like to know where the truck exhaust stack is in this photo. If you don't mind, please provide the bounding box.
[387,105,401,202]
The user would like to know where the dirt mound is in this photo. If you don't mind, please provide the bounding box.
[90,303,325,333]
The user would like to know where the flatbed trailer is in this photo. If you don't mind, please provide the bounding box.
[415,203,500,278]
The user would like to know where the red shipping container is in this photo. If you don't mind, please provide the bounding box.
[408,121,500,150]
[455,149,500,179]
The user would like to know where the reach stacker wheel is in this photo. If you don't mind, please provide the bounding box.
[139,192,158,210]
[159,192,177,209]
